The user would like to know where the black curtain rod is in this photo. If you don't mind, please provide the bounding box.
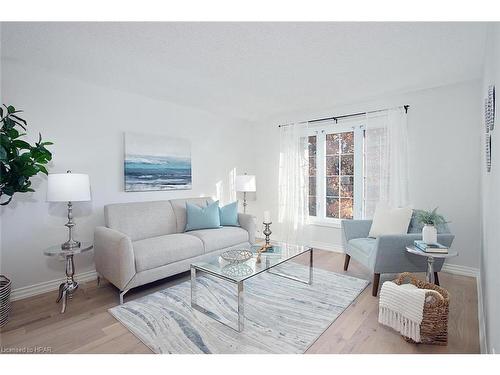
[278,105,409,128]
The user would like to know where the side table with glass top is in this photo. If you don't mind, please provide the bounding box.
[406,245,458,285]
[43,242,93,313]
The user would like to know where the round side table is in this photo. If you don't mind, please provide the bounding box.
[406,245,458,284]
[44,242,93,313]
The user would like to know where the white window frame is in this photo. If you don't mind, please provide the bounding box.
[303,119,365,228]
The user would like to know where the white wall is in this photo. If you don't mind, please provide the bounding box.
[480,24,500,354]
[252,80,482,269]
[0,61,256,290]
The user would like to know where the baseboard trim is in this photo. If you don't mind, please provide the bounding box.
[476,270,488,354]
[440,263,487,353]
[309,241,344,253]
[10,270,98,302]
[441,263,480,278]
[256,237,345,254]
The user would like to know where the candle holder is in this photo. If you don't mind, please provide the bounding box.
[256,222,272,263]
[263,222,272,248]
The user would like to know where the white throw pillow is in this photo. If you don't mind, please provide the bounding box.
[368,203,413,238]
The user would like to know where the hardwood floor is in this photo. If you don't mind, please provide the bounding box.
[0,249,480,354]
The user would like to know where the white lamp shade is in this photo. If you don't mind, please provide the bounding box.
[235,175,256,192]
[47,173,91,202]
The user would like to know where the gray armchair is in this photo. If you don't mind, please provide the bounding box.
[341,214,454,297]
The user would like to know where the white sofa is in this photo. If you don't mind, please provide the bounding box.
[94,197,256,303]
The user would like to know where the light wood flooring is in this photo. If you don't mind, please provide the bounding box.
[0,249,480,354]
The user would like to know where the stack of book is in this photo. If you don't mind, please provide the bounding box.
[414,240,449,254]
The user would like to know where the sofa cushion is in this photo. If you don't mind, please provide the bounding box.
[170,197,213,233]
[348,238,377,257]
[219,201,240,227]
[186,227,249,252]
[133,233,204,272]
[185,200,221,231]
[105,200,177,241]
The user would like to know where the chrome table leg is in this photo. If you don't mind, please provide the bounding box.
[237,282,244,332]
[191,267,197,306]
[309,248,314,285]
[61,288,67,313]
[190,266,244,332]
[426,256,435,284]
[267,248,314,285]
[56,254,78,313]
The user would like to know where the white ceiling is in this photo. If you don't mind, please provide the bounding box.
[1,22,489,122]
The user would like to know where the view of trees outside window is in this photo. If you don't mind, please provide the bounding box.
[308,135,317,216]
[325,131,354,219]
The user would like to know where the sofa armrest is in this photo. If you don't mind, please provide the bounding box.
[94,226,136,291]
[342,220,373,246]
[238,213,256,244]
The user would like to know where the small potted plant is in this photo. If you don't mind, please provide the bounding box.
[0,104,53,327]
[416,207,448,244]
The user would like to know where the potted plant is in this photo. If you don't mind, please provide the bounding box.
[416,207,447,244]
[0,104,53,327]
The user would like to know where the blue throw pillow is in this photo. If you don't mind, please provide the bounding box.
[219,201,240,227]
[185,200,221,231]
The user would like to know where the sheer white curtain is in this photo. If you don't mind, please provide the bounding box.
[278,122,309,245]
[364,107,410,218]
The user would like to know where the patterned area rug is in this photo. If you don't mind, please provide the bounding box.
[109,263,369,353]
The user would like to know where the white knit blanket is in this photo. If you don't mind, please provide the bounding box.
[378,282,427,342]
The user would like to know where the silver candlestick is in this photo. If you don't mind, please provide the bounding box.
[263,222,272,248]
[256,222,273,264]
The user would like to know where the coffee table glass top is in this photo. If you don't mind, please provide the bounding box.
[191,242,312,282]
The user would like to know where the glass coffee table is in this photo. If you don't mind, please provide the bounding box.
[190,242,313,332]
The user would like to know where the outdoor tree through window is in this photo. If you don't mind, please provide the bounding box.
[307,124,364,223]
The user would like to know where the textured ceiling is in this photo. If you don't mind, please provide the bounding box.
[1,22,489,122]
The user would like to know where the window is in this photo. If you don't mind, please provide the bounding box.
[306,121,364,224]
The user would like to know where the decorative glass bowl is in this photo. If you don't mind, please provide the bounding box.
[221,249,253,264]
[222,263,254,278]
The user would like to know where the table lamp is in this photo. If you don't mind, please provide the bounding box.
[235,174,256,213]
[47,171,91,250]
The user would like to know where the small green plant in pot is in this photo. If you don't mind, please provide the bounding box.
[0,104,53,327]
[416,207,447,244]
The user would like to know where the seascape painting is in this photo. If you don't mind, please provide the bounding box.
[124,132,192,191]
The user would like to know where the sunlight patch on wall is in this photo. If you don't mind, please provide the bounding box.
[215,180,223,203]
[229,168,236,203]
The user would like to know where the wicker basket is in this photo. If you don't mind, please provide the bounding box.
[0,275,12,328]
[393,272,450,345]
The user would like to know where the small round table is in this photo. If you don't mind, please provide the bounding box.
[406,245,458,284]
[44,242,93,313]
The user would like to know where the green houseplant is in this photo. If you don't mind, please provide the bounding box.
[416,207,448,244]
[0,104,53,205]
[0,104,53,327]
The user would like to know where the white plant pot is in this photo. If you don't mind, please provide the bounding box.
[422,224,437,244]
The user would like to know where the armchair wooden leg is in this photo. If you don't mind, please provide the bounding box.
[372,273,381,297]
[343,254,351,271]
[434,272,440,286]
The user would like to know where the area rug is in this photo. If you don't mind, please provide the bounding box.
[109,263,369,353]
